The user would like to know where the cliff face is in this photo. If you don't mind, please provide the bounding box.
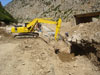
[5,0,100,22]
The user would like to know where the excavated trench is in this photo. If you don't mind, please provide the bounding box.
[70,41,100,69]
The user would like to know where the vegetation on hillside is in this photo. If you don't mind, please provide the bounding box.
[0,3,17,24]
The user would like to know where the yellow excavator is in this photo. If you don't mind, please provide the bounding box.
[11,18,62,40]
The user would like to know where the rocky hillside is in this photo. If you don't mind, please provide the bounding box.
[5,0,100,22]
[0,2,17,24]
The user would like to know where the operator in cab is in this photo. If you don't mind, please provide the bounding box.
[35,23,42,32]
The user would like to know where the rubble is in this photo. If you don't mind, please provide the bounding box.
[68,21,100,68]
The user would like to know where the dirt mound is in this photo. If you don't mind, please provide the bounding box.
[0,28,9,36]
[68,20,100,68]
[0,28,14,42]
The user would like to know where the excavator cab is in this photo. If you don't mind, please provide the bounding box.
[25,23,28,27]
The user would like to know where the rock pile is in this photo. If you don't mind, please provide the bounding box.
[68,21,100,68]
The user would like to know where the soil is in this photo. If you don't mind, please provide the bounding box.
[0,23,100,75]
[58,52,75,62]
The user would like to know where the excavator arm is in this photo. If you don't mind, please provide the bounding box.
[26,18,61,40]
[55,18,62,40]
[26,18,57,32]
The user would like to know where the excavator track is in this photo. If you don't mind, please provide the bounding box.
[14,32,39,38]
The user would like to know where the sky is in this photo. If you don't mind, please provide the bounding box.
[0,0,12,6]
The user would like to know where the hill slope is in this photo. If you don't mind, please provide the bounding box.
[5,0,100,22]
